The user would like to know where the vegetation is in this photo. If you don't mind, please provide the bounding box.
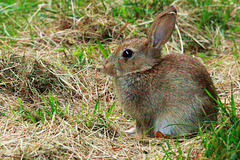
[0,0,239,159]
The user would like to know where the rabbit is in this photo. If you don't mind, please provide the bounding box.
[103,5,218,138]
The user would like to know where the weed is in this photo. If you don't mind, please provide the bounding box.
[203,86,240,159]
[10,92,68,124]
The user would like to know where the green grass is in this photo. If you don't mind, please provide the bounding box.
[9,93,68,124]
[10,92,119,132]
[202,87,240,159]
[110,0,173,23]
[188,0,240,31]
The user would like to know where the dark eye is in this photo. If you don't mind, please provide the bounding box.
[122,49,134,58]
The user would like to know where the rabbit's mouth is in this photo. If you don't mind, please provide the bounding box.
[103,61,117,76]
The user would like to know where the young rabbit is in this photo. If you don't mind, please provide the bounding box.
[103,5,218,138]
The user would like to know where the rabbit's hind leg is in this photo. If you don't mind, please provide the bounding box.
[154,114,199,138]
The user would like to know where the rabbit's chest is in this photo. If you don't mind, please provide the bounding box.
[114,75,155,118]
[116,76,150,99]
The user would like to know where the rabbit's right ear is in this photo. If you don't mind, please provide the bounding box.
[148,5,177,49]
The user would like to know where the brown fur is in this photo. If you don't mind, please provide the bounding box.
[103,5,218,137]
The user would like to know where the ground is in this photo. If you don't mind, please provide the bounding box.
[0,0,239,159]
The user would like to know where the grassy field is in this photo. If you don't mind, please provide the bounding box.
[0,0,239,159]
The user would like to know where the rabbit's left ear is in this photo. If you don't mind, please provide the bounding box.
[148,5,177,48]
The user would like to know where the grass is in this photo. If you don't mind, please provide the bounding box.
[203,88,239,159]
[0,0,239,159]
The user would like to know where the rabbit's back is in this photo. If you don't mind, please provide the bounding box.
[152,53,217,136]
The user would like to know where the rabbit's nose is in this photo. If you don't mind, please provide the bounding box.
[104,62,116,76]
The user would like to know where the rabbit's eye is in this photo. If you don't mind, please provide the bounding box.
[122,49,134,58]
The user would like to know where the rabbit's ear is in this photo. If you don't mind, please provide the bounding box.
[148,5,177,48]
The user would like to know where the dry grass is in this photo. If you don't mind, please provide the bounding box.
[0,0,239,159]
